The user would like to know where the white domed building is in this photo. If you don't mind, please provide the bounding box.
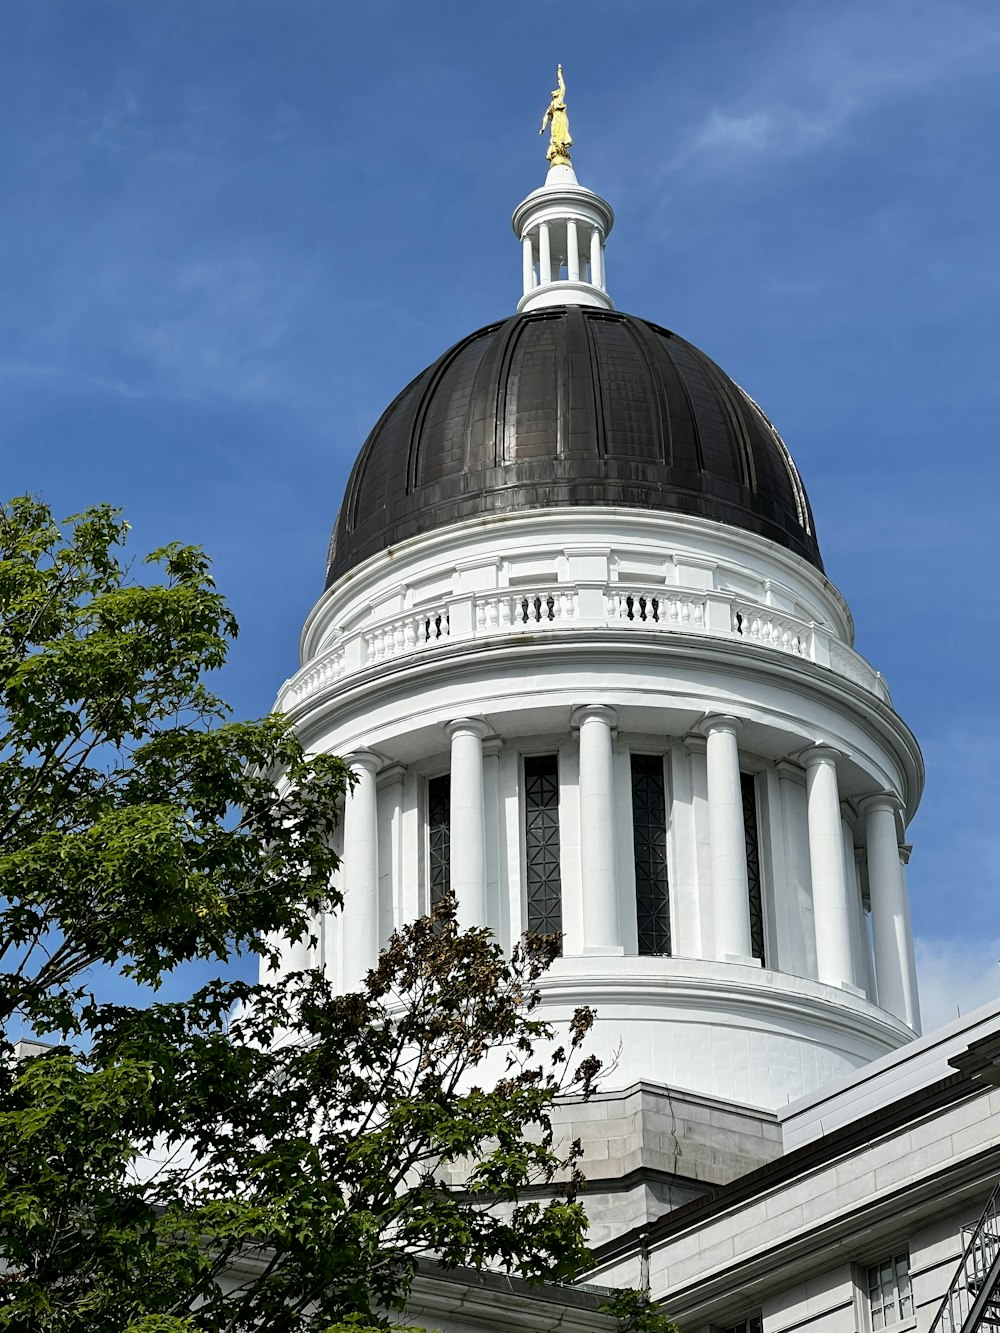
[271,103,1000,1333]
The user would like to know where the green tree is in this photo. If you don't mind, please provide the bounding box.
[0,498,607,1332]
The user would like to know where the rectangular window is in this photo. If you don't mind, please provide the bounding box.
[427,774,450,913]
[524,755,562,938]
[631,754,671,956]
[740,772,766,965]
[867,1252,913,1329]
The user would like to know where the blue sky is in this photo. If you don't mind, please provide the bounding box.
[3,0,999,1032]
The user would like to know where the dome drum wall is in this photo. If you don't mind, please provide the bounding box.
[279,503,924,1109]
[326,307,822,586]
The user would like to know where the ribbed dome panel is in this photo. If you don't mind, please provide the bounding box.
[328,306,821,584]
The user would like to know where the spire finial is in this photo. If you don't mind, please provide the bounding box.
[539,64,572,167]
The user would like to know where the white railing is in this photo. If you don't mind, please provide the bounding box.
[607,589,706,629]
[277,582,890,710]
[279,647,345,709]
[475,589,577,630]
[365,606,450,665]
[732,604,810,657]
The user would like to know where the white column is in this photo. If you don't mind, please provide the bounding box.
[590,228,603,289]
[447,718,489,929]
[861,794,918,1027]
[483,736,503,937]
[802,746,854,990]
[539,223,552,284]
[776,759,816,980]
[899,844,921,1033]
[567,219,580,281]
[283,928,312,976]
[701,715,753,962]
[572,705,621,954]
[342,751,380,990]
[522,234,534,294]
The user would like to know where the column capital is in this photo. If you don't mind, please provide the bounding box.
[775,758,806,783]
[571,703,618,730]
[799,743,842,770]
[899,842,913,866]
[346,749,381,776]
[376,762,407,789]
[682,732,707,757]
[697,712,744,739]
[482,735,504,759]
[858,791,903,818]
[445,717,490,742]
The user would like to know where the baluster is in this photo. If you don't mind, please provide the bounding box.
[499,595,512,628]
[404,617,416,650]
[486,598,499,630]
[442,608,450,637]
[476,601,486,632]
[393,621,405,655]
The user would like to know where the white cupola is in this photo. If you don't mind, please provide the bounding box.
[512,67,614,312]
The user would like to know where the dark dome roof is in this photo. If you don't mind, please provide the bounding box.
[327,305,821,585]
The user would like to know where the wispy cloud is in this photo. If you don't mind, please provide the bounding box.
[916,935,1000,1034]
[626,1,1000,184]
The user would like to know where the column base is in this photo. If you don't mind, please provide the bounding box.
[838,980,867,998]
[722,953,763,967]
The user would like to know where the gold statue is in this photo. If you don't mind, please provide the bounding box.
[540,64,572,167]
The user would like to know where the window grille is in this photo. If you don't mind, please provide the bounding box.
[524,755,562,939]
[427,774,450,912]
[631,754,671,955]
[867,1252,913,1329]
[740,772,766,964]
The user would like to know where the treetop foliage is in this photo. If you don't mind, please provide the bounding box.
[0,499,649,1332]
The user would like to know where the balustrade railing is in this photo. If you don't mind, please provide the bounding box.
[732,604,810,657]
[366,607,450,664]
[606,589,706,629]
[277,582,889,709]
[476,589,577,631]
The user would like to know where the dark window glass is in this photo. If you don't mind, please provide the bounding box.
[631,754,671,955]
[427,774,450,912]
[524,755,562,938]
[741,773,766,964]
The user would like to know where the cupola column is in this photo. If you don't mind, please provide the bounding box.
[446,719,490,930]
[539,223,552,285]
[861,794,919,1028]
[342,751,381,989]
[566,219,580,281]
[802,746,855,990]
[701,715,753,961]
[590,228,604,290]
[572,705,622,954]
[521,235,534,294]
